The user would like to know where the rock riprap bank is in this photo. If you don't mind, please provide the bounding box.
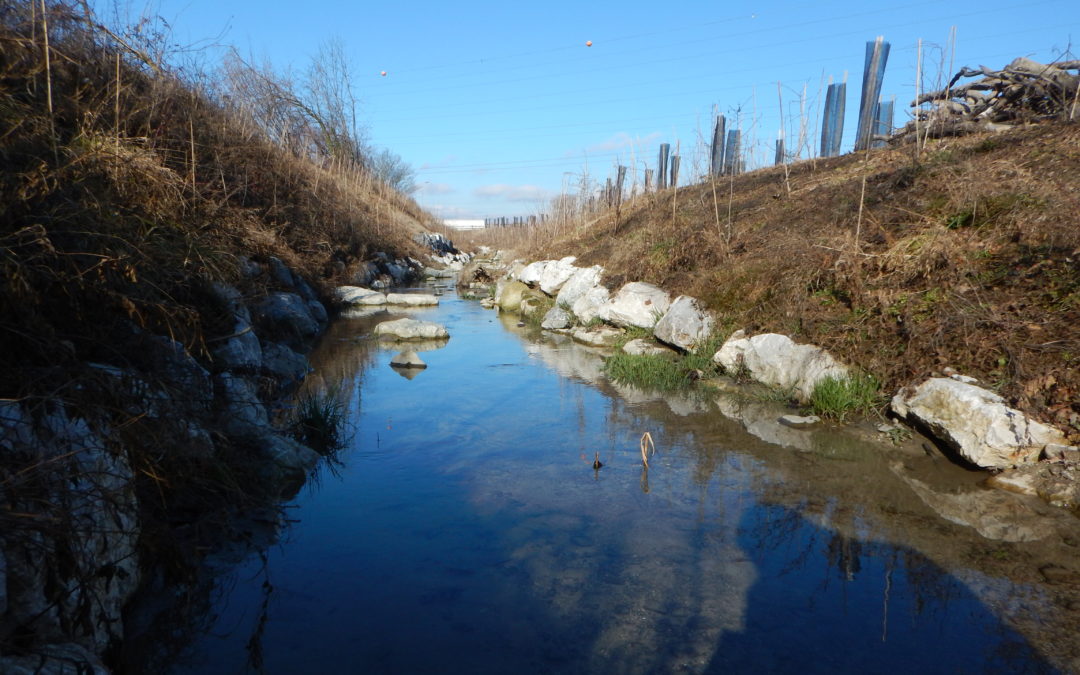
[472,254,1079,509]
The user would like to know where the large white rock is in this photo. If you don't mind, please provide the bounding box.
[385,293,439,306]
[496,280,529,312]
[373,318,449,340]
[891,377,1068,469]
[654,296,715,352]
[537,256,578,295]
[541,306,572,330]
[516,260,549,286]
[713,332,849,402]
[571,285,610,324]
[355,292,388,305]
[555,265,604,308]
[335,286,380,304]
[598,282,672,329]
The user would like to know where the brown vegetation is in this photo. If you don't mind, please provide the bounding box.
[0,2,433,640]
[0,1,428,399]
[516,124,1080,441]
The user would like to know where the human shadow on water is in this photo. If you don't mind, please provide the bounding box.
[701,501,1059,674]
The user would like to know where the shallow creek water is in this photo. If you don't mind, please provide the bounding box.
[153,289,1080,674]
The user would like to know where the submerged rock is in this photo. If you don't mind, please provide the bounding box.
[891,377,1068,469]
[779,414,822,429]
[571,325,623,348]
[893,463,1056,542]
[622,338,673,356]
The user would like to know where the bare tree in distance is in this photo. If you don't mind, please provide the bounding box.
[369,147,417,193]
[305,37,367,165]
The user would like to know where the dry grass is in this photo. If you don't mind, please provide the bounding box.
[516,124,1080,440]
[0,2,430,398]
[0,1,435,624]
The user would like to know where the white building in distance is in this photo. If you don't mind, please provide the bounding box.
[443,219,486,231]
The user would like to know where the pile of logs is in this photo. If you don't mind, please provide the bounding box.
[894,57,1080,142]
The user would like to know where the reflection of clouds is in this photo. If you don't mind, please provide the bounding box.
[472,457,757,674]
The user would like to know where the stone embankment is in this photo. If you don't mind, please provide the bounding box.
[465,253,1080,510]
[0,233,462,672]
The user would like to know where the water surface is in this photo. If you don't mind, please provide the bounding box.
[149,289,1080,674]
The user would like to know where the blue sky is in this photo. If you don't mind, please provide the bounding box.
[107,1,1076,220]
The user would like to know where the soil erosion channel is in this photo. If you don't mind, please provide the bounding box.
[149,289,1080,674]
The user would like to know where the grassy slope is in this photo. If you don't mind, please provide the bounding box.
[0,7,429,399]
[525,125,1080,441]
[0,5,433,563]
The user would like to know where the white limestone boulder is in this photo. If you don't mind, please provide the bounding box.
[537,256,578,295]
[598,282,672,329]
[516,260,549,286]
[713,332,849,403]
[496,280,529,312]
[354,292,388,305]
[541,306,572,330]
[334,286,380,304]
[385,292,438,306]
[555,265,604,308]
[373,318,449,340]
[654,295,715,352]
[891,377,1069,469]
[571,285,610,324]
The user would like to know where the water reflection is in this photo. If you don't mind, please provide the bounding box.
[142,292,1080,674]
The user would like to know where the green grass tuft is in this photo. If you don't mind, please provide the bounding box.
[603,352,689,391]
[603,335,722,392]
[808,373,883,422]
[291,385,348,456]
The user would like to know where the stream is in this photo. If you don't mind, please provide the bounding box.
[136,288,1080,674]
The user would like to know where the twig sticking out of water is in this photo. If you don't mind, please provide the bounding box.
[640,432,655,467]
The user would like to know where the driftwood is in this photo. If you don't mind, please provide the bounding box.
[892,56,1080,143]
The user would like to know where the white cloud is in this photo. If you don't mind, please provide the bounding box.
[415,182,454,195]
[473,184,554,202]
[567,131,664,157]
[419,155,458,170]
[426,204,479,219]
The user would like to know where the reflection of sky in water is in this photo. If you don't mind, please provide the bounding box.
[164,292,1058,674]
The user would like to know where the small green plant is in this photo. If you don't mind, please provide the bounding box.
[291,385,348,456]
[603,352,689,391]
[522,294,555,328]
[808,373,883,422]
[603,334,721,392]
